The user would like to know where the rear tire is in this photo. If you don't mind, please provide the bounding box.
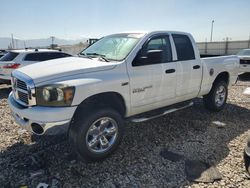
[203,81,228,112]
[69,107,124,162]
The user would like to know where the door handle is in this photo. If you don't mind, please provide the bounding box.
[165,69,175,74]
[193,65,200,69]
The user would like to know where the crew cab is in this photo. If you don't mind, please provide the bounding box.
[0,49,71,84]
[8,31,239,161]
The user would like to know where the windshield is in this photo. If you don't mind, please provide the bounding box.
[0,52,19,61]
[237,49,250,56]
[80,33,145,61]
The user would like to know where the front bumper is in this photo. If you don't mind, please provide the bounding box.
[240,64,250,73]
[8,92,77,135]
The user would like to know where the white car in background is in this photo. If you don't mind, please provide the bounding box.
[0,49,71,84]
[237,49,250,73]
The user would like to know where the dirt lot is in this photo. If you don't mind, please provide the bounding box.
[0,74,250,188]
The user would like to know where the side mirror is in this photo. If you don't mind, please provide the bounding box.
[133,49,163,66]
[146,50,162,63]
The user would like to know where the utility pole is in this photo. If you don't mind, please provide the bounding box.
[205,38,208,54]
[11,34,15,49]
[210,20,214,42]
[50,36,55,49]
[248,35,250,48]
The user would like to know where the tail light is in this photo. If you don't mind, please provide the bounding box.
[3,63,20,69]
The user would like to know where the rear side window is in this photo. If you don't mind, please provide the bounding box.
[48,52,71,59]
[172,34,195,61]
[0,52,19,61]
[24,52,71,61]
[24,53,45,61]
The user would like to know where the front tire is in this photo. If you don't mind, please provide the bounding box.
[69,108,124,162]
[203,81,228,112]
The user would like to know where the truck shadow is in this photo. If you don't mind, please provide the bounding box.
[0,85,11,100]
[0,99,249,187]
[239,72,250,81]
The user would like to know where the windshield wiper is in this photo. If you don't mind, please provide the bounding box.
[86,53,110,62]
[78,53,93,59]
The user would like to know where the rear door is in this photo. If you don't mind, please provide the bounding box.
[172,34,202,97]
[127,34,176,109]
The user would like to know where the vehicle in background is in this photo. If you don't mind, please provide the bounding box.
[8,31,239,162]
[87,38,99,46]
[237,49,250,73]
[0,50,7,59]
[0,49,71,84]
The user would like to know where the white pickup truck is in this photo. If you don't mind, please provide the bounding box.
[8,31,239,161]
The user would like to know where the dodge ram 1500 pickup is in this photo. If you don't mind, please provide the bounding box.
[8,31,239,161]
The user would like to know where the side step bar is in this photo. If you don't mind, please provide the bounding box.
[129,101,194,123]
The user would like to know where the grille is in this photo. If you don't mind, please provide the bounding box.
[17,90,28,104]
[15,79,29,105]
[17,79,27,91]
[240,59,250,65]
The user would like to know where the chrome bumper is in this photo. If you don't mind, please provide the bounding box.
[8,92,76,135]
[12,111,70,135]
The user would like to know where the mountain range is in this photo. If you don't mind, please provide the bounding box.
[0,37,87,49]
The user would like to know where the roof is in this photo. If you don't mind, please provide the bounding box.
[10,49,60,53]
[106,30,192,37]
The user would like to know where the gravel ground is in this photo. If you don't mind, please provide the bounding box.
[0,74,250,188]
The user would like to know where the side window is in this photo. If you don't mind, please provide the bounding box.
[0,52,19,61]
[172,34,195,61]
[25,53,49,61]
[24,53,40,61]
[40,53,51,61]
[24,52,71,61]
[133,35,172,66]
[48,52,71,59]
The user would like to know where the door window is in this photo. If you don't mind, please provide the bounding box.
[172,34,195,61]
[133,35,172,66]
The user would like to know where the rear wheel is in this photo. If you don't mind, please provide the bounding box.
[69,107,124,162]
[203,81,228,112]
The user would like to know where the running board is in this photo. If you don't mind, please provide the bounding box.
[129,101,194,123]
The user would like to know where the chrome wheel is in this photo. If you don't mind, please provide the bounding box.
[215,85,226,107]
[86,117,118,153]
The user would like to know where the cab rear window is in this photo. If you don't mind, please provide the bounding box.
[0,52,19,61]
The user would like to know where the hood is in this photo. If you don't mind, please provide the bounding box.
[16,57,117,83]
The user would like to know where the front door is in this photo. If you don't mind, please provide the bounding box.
[127,34,177,113]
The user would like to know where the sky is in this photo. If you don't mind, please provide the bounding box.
[0,0,250,42]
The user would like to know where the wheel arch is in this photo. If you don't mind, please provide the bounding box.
[213,71,230,86]
[73,92,127,119]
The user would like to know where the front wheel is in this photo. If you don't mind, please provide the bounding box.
[69,108,124,162]
[203,81,228,112]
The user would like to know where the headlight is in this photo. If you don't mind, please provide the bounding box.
[36,85,75,106]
